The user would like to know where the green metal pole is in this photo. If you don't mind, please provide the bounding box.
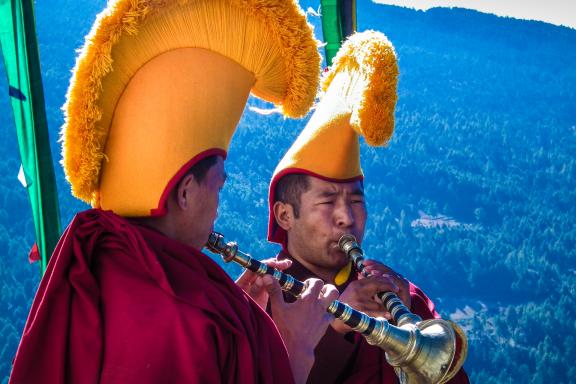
[0,0,62,274]
[321,0,357,66]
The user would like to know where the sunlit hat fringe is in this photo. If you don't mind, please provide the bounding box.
[61,0,320,205]
[321,30,398,146]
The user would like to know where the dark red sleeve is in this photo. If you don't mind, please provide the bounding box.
[9,216,105,384]
[408,282,441,320]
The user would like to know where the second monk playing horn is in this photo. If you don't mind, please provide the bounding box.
[265,31,470,384]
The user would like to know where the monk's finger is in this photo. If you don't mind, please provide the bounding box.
[263,275,285,309]
[248,277,264,296]
[363,260,393,274]
[235,269,258,290]
[357,276,399,295]
[300,278,324,301]
[319,284,339,307]
[367,269,383,277]
[265,258,292,271]
[358,299,386,313]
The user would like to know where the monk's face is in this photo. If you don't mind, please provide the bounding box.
[288,177,366,281]
[185,157,226,249]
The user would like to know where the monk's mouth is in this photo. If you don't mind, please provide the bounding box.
[329,242,347,255]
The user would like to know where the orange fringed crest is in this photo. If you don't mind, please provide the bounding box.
[322,30,398,146]
[62,0,320,206]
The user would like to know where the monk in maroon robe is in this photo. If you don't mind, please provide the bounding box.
[11,157,338,384]
[267,175,470,384]
[262,31,469,384]
[11,209,292,383]
[10,0,338,382]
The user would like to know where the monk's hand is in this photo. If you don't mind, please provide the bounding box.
[362,259,411,313]
[235,258,292,310]
[264,276,338,384]
[331,273,405,334]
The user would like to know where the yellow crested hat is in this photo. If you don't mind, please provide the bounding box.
[62,0,320,217]
[268,30,399,245]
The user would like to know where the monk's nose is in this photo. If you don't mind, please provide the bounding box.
[335,204,354,227]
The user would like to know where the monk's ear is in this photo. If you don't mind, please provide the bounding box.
[174,174,198,210]
[273,201,295,231]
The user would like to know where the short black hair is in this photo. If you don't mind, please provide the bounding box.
[274,174,310,217]
[187,155,219,183]
[172,155,220,200]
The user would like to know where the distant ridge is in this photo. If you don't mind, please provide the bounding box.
[370,1,576,30]
[361,3,576,51]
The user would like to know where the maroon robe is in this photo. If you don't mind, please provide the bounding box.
[10,209,294,384]
[275,251,469,384]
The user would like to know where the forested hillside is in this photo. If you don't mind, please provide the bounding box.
[1,1,575,382]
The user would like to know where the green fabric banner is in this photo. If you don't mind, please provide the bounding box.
[321,0,356,66]
[0,0,61,274]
